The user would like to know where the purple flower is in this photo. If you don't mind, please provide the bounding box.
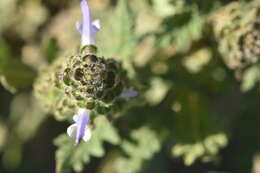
[76,0,100,46]
[67,109,92,144]
[121,88,138,99]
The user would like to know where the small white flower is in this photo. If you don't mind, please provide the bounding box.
[67,109,92,144]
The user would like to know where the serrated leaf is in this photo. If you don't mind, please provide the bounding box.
[171,88,228,165]
[156,8,204,52]
[97,0,136,77]
[116,127,161,173]
[54,135,74,173]
[172,133,227,165]
[54,116,120,173]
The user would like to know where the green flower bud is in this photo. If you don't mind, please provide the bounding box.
[34,45,132,120]
[34,56,77,120]
[62,46,123,103]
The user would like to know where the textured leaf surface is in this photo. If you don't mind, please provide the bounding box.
[97,0,136,77]
[115,127,161,173]
[171,88,228,165]
[54,116,120,173]
[156,8,204,51]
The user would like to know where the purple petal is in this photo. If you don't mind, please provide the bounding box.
[121,88,139,99]
[80,0,100,46]
[75,109,90,144]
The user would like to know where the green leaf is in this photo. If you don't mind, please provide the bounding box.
[156,8,204,52]
[172,133,227,165]
[97,0,136,77]
[241,65,260,92]
[151,0,176,17]
[0,120,7,151]
[0,41,9,69]
[183,47,212,73]
[0,61,36,93]
[43,38,60,64]
[54,134,74,173]
[116,127,161,173]
[114,0,136,60]
[54,116,120,173]
[0,41,36,93]
[171,88,228,165]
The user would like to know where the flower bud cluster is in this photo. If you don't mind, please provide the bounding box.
[210,0,260,71]
[34,46,128,119]
[61,46,125,111]
[34,56,76,119]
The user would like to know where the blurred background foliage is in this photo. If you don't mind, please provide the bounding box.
[0,0,259,173]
